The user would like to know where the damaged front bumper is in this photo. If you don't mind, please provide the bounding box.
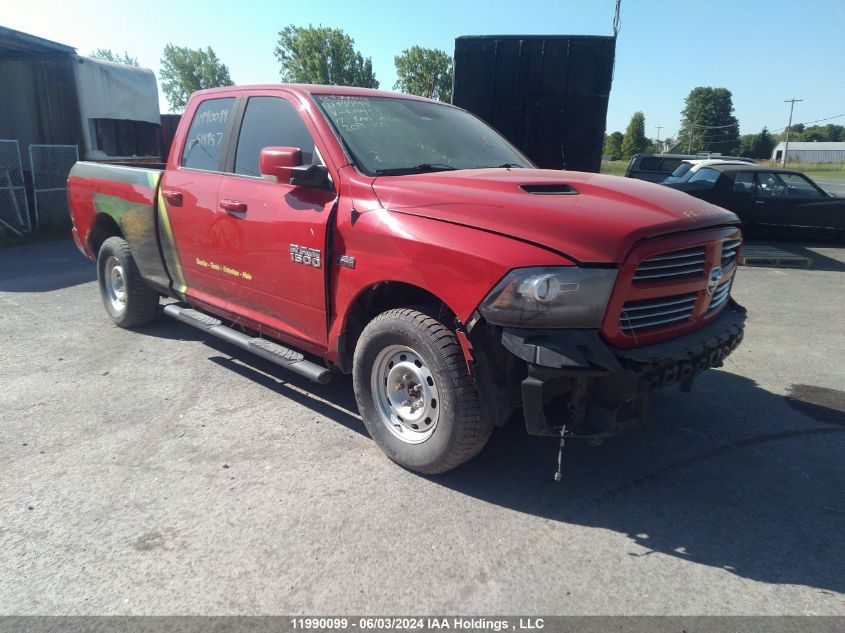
[501,300,747,437]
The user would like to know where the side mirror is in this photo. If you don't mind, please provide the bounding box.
[259,147,302,182]
[259,146,331,190]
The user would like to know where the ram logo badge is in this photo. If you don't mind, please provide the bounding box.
[707,266,723,295]
[290,244,321,268]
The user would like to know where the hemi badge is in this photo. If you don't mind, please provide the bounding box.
[338,255,356,269]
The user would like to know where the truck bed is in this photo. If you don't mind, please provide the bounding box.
[68,161,174,294]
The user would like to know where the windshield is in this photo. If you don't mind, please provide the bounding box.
[313,95,533,175]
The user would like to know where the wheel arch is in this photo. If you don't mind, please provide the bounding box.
[87,213,124,257]
[336,280,459,373]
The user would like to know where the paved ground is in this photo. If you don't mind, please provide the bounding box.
[1,239,844,615]
[813,178,845,197]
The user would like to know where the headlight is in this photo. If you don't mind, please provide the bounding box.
[478,267,617,328]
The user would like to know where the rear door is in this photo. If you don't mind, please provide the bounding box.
[159,96,237,306]
[216,91,337,348]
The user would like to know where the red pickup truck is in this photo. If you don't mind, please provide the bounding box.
[68,85,745,475]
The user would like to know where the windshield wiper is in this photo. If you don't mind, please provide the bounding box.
[374,163,457,176]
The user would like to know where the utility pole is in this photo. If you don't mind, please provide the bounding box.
[782,98,803,166]
[655,126,663,152]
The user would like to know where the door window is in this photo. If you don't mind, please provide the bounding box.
[754,172,787,197]
[181,97,236,171]
[779,173,824,197]
[234,97,317,177]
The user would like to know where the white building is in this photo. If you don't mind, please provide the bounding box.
[771,141,845,164]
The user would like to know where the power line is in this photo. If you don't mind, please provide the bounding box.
[769,112,845,133]
[690,122,738,130]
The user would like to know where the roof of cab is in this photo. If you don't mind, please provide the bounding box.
[708,163,801,175]
[192,84,438,103]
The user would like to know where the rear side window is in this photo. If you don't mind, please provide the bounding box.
[234,97,316,177]
[181,97,236,171]
[639,157,660,171]
[733,171,755,192]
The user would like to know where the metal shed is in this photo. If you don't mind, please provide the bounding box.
[771,141,845,164]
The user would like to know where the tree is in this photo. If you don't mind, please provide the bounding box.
[603,131,624,159]
[801,123,844,142]
[753,127,774,159]
[621,112,648,159]
[737,127,775,159]
[737,133,757,158]
[90,49,139,66]
[393,46,452,102]
[160,44,233,112]
[274,25,378,88]
[677,87,740,154]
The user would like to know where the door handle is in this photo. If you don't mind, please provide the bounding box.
[220,199,248,215]
[754,200,766,205]
[161,189,183,206]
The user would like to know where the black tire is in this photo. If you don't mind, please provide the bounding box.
[352,308,492,474]
[97,236,159,328]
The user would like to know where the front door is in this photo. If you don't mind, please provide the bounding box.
[160,96,237,307]
[216,93,336,347]
[761,172,842,239]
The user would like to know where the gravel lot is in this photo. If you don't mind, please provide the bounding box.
[1,238,844,615]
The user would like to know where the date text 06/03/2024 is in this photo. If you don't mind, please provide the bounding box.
[290,617,546,630]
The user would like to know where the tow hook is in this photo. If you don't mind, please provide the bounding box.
[554,425,567,482]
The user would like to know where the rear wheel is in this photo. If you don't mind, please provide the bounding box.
[97,236,159,328]
[353,308,492,474]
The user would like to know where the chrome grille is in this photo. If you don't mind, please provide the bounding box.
[633,246,706,282]
[620,292,697,332]
[707,279,732,313]
[721,239,741,268]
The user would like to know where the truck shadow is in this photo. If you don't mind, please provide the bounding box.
[140,319,845,597]
[435,370,845,596]
[0,238,96,292]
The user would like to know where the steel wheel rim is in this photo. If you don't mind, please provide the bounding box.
[371,345,440,444]
[104,256,127,312]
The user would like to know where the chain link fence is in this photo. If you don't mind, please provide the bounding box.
[29,144,79,229]
[0,140,31,235]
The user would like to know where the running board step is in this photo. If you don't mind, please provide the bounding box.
[163,303,333,384]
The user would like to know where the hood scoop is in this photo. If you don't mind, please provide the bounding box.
[520,183,578,195]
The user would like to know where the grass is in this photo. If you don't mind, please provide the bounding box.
[600,159,845,181]
[600,160,629,176]
[756,160,845,181]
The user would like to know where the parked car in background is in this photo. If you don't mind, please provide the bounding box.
[664,164,844,240]
[663,158,756,184]
[625,153,753,183]
[625,154,699,182]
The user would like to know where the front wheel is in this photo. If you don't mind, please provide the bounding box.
[352,308,492,474]
[97,236,159,328]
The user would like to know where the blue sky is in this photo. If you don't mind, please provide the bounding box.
[5,0,845,140]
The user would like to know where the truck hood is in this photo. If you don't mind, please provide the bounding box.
[370,169,738,263]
